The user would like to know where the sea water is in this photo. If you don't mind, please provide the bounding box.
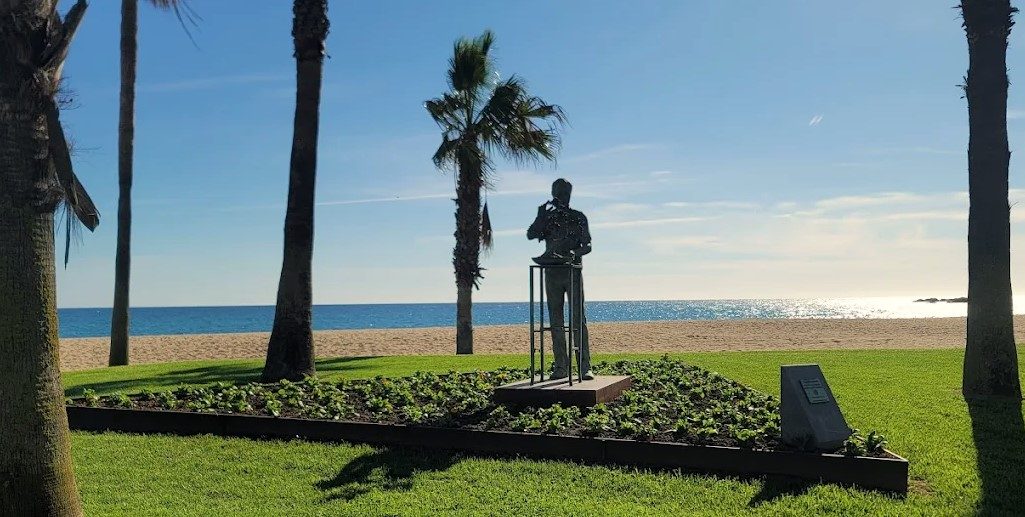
[57,297,1000,338]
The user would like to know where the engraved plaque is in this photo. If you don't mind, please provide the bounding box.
[799,378,830,404]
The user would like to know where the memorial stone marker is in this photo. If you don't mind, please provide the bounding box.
[781,364,852,451]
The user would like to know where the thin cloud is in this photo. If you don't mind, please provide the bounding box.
[774,191,967,219]
[593,216,711,229]
[565,143,660,163]
[141,74,286,93]
[318,193,453,206]
[814,192,926,211]
[320,183,566,207]
[663,201,758,210]
[878,210,965,222]
[222,192,455,212]
[865,146,961,156]
[646,236,722,253]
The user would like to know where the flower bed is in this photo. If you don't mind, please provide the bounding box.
[68,357,887,457]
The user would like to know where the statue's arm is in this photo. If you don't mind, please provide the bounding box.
[571,215,592,257]
[527,206,546,240]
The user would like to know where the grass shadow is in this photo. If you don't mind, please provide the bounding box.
[967,396,1025,516]
[64,356,382,397]
[316,447,463,501]
[747,476,815,507]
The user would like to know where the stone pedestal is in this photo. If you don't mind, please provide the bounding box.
[493,375,632,407]
[781,364,851,450]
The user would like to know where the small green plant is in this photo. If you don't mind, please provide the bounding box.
[156,391,179,410]
[843,435,866,456]
[631,420,659,440]
[403,405,433,424]
[111,393,133,408]
[82,389,100,407]
[730,427,760,447]
[265,399,282,417]
[864,430,888,454]
[844,429,888,456]
[582,405,612,435]
[695,425,719,440]
[483,406,512,429]
[617,420,638,437]
[534,404,580,434]
[366,396,394,415]
[510,411,542,432]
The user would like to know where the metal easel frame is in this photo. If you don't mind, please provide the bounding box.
[529,263,584,385]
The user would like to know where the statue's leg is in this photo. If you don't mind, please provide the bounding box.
[573,269,591,377]
[545,269,569,377]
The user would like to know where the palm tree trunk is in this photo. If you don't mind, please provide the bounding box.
[962,0,1022,399]
[453,154,482,354]
[455,282,473,354]
[109,0,137,366]
[0,81,83,517]
[263,0,328,382]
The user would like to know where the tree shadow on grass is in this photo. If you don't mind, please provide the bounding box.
[316,447,463,501]
[747,476,814,507]
[967,397,1025,516]
[64,356,381,397]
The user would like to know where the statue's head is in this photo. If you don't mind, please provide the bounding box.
[552,178,572,206]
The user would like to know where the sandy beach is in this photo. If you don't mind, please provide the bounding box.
[58,315,1025,372]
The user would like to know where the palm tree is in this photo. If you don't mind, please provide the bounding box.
[960,0,1022,399]
[261,0,330,382]
[110,0,196,367]
[426,31,566,354]
[0,1,98,514]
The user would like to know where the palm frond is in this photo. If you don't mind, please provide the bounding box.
[146,0,201,47]
[46,103,99,232]
[45,102,98,266]
[432,134,461,168]
[481,201,493,251]
[520,99,567,123]
[478,77,565,166]
[478,76,525,126]
[502,127,562,164]
[424,93,467,131]
[56,196,85,268]
[448,30,496,98]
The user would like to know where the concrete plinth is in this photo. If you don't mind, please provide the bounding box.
[493,375,633,407]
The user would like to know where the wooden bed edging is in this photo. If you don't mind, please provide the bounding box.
[66,406,909,494]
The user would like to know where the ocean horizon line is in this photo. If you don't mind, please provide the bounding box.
[56,295,960,312]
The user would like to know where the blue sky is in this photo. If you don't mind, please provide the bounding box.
[53,0,1025,307]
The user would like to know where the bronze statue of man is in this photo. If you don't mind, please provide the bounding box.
[527,178,593,380]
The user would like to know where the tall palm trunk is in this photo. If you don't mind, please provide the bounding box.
[262,0,328,382]
[110,0,137,366]
[0,2,87,513]
[453,152,482,354]
[0,114,84,517]
[962,0,1022,399]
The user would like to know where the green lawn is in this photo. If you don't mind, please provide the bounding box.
[64,349,1025,516]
